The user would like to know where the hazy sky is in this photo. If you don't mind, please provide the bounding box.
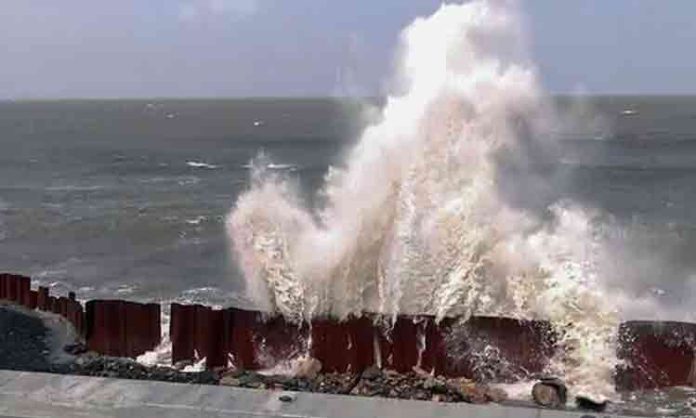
[2,0,696,99]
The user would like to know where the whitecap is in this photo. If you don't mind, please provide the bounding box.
[115,285,136,295]
[177,176,201,186]
[267,163,297,171]
[185,216,207,225]
[186,161,219,169]
[242,162,298,171]
[45,185,105,192]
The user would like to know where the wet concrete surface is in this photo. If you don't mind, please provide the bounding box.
[0,370,642,418]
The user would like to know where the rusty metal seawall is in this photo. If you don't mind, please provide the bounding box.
[0,273,159,358]
[1,272,695,391]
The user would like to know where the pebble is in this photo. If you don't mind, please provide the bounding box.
[278,394,294,403]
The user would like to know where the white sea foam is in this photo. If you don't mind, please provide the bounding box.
[186,161,219,169]
[115,284,137,295]
[227,0,619,401]
[45,184,106,192]
[177,176,201,186]
[185,216,207,225]
[242,162,298,171]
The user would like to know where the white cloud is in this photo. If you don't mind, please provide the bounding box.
[178,0,259,22]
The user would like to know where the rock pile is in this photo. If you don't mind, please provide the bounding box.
[60,354,218,385]
[216,364,509,405]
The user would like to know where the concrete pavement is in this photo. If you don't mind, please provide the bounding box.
[0,370,641,418]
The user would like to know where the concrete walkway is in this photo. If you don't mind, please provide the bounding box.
[0,370,639,418]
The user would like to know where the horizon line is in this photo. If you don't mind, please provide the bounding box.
[4,93,696,103]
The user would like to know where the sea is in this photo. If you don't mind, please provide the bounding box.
[1,96,696,315]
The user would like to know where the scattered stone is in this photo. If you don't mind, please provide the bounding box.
[66,355,218,385]
[219,376,240,387]
[220,368,244,379]
[278,394,294,403]
[361,366,381,380]
[63,342,87,355]
[246,380,265,389]
[350,370,468,402]
[455,381,489,404]
[237,371,265,388]
[173,360,193,370]
[314,372,360,394]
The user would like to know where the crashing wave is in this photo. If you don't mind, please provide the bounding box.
[227,0,618,401]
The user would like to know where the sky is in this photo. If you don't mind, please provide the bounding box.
[2,0,696,99]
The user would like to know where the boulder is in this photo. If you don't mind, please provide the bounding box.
[532,378,567,408]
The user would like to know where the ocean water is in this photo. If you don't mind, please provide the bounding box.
[1,96,696,310]
[3,95,696,407]
[0,98,365,304]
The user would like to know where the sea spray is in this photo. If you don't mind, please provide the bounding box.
[227,0,618,401]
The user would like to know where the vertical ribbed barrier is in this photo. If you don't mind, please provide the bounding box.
[0,274,30,305]
[168,304,559,382]
[311,316,374,373]
[448,317,556,381]
[85,300,161,358]
[36,287,49,311]
[170,303,228,368]
[1,273,159,359]
[3,271,696,390]
[227,308,262,370]
[616,321,696,390]
[170,303,196,364]
[375,316,422,373]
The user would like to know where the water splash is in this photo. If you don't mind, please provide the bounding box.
[227,0,618,401]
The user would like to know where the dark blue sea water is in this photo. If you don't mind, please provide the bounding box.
[1,97,696,312]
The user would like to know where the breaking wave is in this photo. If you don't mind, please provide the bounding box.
[227,0,618,401]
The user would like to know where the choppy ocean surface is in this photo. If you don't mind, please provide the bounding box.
[2,97,696,311]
